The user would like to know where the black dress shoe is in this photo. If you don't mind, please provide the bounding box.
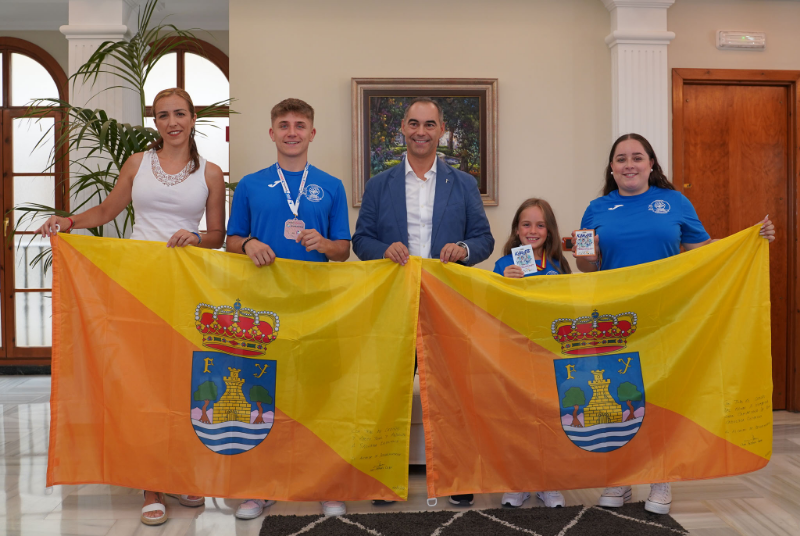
[449,494,474,506]
[372,500,395,505]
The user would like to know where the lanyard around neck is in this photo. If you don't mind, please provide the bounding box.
[275,162,309,219]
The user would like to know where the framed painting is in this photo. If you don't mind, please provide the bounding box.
[351,78,498,206]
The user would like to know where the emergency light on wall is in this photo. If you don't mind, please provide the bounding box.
[717,31,766,50]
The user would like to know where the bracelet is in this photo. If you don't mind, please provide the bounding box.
[242,237,257,254]
[191,232,202,244]
[64,217,75,232]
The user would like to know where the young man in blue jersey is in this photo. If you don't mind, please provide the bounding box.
[226,98,351,519]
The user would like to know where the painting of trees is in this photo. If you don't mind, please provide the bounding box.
[250,385,274,424]
[562,386,586,428]
[369,97,406,176]
[193,381,218,424]
[617,382,643,422]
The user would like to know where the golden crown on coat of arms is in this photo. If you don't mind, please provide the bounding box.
[195,299,279,357]
[551,310,637,356]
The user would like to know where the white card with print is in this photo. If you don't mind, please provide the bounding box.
[511,244,538,275]
[575,229,596,257]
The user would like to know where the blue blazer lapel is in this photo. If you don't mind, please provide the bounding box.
[431,159,453,247]
[389,164,409,246]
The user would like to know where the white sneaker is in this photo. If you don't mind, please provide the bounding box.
[501,492,530,507]
[235,499,275,519]
[645,483,672,514]
[597,486,632,508]
[536,491,565,508]
[321,501,346,517]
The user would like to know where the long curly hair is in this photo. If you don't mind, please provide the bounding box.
[148,87,200,173]
[603,133,675,196]
[502,198,571,274]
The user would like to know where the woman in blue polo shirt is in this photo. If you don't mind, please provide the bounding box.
[575,133,775,516]
[494,198,569,509]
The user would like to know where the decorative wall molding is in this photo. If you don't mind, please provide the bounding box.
[59,24,132,40]
[605,30,675,47]
[602,0,675,174]
[603,0,676,9]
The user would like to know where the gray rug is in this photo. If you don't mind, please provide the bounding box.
[258,502,689,535]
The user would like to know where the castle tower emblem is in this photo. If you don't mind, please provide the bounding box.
[553,310,646,453]
[190,299,278,455]
[583,370,623,427]
[213,368,251,424]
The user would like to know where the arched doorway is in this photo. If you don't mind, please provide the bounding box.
[0,38,67,364]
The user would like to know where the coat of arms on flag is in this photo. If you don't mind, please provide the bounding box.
[190,300,279,455]
[553,310,645,453]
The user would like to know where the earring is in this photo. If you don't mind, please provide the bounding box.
[650,168,653,172]
[610,171,614,174]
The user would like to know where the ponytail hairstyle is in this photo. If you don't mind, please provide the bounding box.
[502,198,572,274]
[148,87,200,173]
[603,133,675,196]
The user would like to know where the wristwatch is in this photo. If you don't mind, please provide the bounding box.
[456,241,469,262]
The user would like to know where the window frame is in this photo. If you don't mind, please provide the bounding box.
[0,37,68,364]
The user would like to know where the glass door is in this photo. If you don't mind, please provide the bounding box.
[0,44,67,364]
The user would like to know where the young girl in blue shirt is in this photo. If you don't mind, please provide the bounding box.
[495,198,570,509]
[493,198,571,278]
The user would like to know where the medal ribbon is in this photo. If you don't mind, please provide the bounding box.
[275,162,309,219]
[538,255,547,271]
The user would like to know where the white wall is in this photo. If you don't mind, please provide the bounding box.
[669,0,800,71]
[229,0,613,271]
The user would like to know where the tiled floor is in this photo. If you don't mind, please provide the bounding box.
[0,376,798,535]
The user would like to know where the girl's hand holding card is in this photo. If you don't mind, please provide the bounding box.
[503,264,525,278]
[511,244,538,275]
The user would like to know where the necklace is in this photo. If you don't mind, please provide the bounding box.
[150,149,194,187]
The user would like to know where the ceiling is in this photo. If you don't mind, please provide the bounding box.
[0,0,229,31]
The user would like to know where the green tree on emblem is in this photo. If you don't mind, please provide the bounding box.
[250,385,274,424]
[562,386,586,428]
[617,382,643,422]
[193,381,218,424]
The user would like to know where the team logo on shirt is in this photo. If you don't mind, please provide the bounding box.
[304,184,324,202]
[648,200,670,214]
[552,310,645,452]
[190,300,280,455]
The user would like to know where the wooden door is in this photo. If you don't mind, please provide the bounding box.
[673,69,798,410]
[0,39,68,365]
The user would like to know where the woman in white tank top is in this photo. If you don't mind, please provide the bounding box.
[37,88,226,526]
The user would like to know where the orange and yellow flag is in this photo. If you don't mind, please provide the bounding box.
[47,234,418,501]
[417,226,772,497]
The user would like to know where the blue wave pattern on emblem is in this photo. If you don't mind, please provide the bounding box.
[191,420,272,455]
[562,417,643,452]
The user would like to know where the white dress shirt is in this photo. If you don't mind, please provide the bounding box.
[405,157,437,258]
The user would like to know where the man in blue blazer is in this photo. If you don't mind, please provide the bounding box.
[353,97,494,269]
[353,97,493,508]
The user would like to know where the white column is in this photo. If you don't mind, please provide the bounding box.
[603,0,675,174]
[59,0,146,236]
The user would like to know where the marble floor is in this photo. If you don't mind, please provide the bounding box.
[1,376,799,536]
